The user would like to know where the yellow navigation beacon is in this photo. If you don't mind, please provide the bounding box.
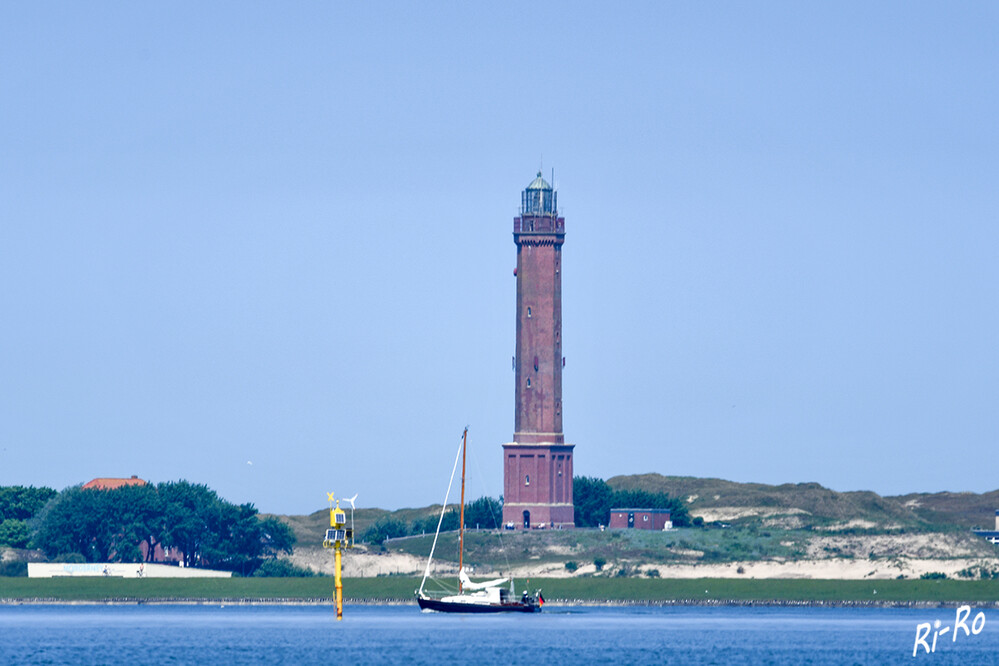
[322,491,355,620]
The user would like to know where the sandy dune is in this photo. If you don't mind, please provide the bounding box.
[506,557,995,581]
[288,534,999,580]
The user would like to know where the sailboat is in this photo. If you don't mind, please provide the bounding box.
[416,428,543,613]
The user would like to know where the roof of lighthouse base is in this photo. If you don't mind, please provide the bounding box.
[503,441,575,451]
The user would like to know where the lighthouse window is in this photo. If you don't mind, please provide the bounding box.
[525,474,530,486]
[527,307,531,318]
[526,378,531,388]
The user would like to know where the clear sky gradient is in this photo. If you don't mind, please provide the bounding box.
[2,3,997,514]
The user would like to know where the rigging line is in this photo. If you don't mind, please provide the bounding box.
[422,573,458,596]
[419,431,465,596]
[468,441,513,578]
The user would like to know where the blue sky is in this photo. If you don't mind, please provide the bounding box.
[2,3,997,514]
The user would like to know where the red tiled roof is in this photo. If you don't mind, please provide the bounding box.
[82,476,148,490]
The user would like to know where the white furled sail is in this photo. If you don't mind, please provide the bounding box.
[459,568,507,591]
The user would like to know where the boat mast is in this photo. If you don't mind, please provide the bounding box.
[418,430,465,597]
[458,426,467,592]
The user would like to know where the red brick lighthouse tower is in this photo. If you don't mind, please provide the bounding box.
[502,173,574,529]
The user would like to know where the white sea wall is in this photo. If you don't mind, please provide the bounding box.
[28,563,232,578]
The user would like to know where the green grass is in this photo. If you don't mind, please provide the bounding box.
[545,578,999,603]
[383,527,813,570]
[3,577,999,604]
[0,577,416,602]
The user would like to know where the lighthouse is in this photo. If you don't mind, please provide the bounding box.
[502,173,575,529]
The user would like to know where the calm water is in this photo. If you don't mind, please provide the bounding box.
[0,604,995,665]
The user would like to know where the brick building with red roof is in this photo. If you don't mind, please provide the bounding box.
[80,475,182,564]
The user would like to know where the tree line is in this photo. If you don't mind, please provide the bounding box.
[572,476,690,527]
[361,496,503,544]
[5,475,690,566]
[1,482,295,576]
[361,477,690,542]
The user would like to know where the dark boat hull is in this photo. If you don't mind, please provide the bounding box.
[417,596,541,613]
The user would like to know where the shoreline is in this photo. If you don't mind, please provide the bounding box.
[3,598,998,608]
[5,577,997,608]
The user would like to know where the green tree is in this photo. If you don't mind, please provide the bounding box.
[572,477,690,528]
[34,480,295,575]
[203,504,295,575]
[611,489,690,527]
[361,516,410,544]
[0,485,57,522]
[34,485,163,562]
[115,484,166,562]
[258,516,296,557]
[157,481,220,568]
[0,519,31,548]
[34,486,114,561]
[411,508,460,535]
[201,501,259,573]
[463,496,502,530]
[573,476,614,527]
